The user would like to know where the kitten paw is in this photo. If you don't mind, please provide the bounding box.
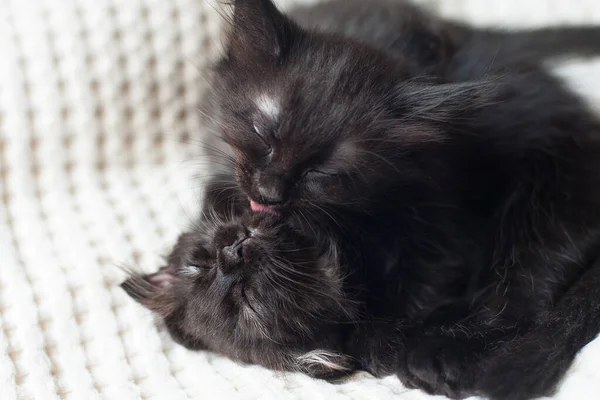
[479,333,567,400]
[397,337,479,399]
[348,321,407,378]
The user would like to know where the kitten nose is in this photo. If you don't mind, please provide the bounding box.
[221,239,245,268]
[219,227,249,274]
[257,185,283,204]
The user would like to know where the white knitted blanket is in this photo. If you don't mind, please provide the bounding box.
[1,1,599,399]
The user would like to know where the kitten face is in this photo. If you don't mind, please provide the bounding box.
[122,212,357,377]
[212,0,447,216]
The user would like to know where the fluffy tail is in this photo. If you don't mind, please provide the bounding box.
[496,26,600,62]
[447,24,600,79]
[478,258,600,400]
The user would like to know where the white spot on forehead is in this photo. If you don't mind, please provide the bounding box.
[255,94,281,120]
[332,141,357,163]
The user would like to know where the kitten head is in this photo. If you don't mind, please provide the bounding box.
[211,0,485,218]
[121,211,357,378]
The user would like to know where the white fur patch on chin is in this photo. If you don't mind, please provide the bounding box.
[296,350,351,372]
[255,94,281,120]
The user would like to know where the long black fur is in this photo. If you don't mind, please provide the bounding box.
[122,176,359,379]
[123,1,600,399]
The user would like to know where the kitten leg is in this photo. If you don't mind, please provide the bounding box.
[346,320,408,379]
[395,199,600,399]
[396,322,519,399]
[479,256,600,400]
[395,232,598,399]
[348,317,513,399]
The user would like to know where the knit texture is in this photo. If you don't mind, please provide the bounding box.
[0,1,599,399]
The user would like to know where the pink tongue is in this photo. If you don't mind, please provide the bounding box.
[250,199,280,215]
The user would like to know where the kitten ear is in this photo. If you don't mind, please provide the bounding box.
[397,80,498,120]
[385,80,499,144]
[226,0,300,63]
[121,267,179,318]
[296,350,355,380]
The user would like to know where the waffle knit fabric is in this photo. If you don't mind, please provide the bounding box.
[1,1,599,399]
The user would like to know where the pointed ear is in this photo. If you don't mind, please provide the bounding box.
[121,267,179,318]
[397,80,498,119]
[384,80,499,144]
[226,0,301,63]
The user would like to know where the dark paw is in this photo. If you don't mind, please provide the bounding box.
[349,321,406,378]
[479,334,568,400]
[397,337,480,399]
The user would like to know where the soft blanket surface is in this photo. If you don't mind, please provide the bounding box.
[1,1,599,399]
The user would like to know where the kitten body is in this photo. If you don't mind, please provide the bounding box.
[129,1,600,399]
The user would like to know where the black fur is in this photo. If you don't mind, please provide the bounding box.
[122,178,358,379]
[478,255,600,400]
[124,1,600,399]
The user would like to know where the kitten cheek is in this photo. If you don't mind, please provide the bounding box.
[305,179,337,199]
[304,176,324,193]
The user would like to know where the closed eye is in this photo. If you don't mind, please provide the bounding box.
[182,264,210,276]
[304,169,337,177]
[253,123,273,152]
[253,123,264,138]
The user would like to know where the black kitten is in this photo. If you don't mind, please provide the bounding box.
[122,175,600,400]
[212,0,600,223]
[203,0,600,399]
[122,178,358,379]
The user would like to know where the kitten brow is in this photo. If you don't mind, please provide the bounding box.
[255,93,281,121]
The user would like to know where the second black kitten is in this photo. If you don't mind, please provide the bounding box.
[122,176,362,379]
